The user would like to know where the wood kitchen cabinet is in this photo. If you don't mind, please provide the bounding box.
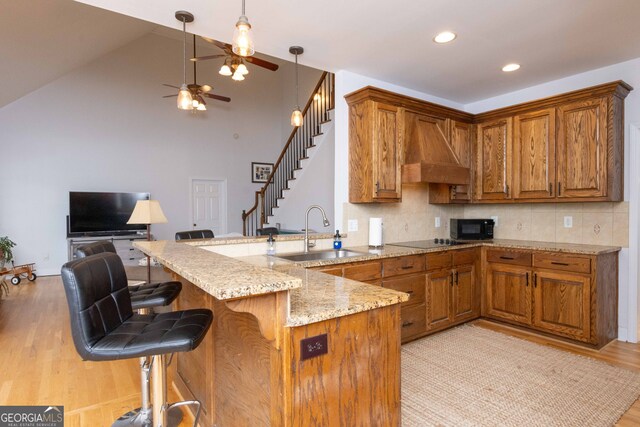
[512,108,556,199]
[347,98,403,203]
[476,118,512,201]
[426,248,480,332]
[484,248,617,346]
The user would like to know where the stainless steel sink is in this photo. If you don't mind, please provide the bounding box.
[276,249,367,262]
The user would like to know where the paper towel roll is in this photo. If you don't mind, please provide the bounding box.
[369,218,383,247]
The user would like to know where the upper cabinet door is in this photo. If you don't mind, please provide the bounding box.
[449,120,473,201]
[372,103,403,200]
[556,97,607,199]
[476,118,512,200]
[512,109,556,199]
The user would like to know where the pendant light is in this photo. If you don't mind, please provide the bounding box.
[176,11,194,110]
[232,0,255,57]
[289,46,304,127]
[219,58,233,76]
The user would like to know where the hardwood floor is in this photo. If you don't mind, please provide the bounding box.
[1,277,638,426]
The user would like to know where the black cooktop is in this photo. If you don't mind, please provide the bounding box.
[389,238,471,249]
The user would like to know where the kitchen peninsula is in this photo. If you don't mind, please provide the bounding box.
[134,240,408,427]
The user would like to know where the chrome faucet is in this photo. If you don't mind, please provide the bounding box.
[304,205,331,253]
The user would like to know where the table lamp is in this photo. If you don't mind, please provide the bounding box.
[127,200,168,284]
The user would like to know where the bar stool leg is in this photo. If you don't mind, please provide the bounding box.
[152,354,168,427]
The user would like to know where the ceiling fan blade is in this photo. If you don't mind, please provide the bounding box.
[162,83,180,89]
[162,94,178,98]
[245,56,279,71]
[191,54,226,62]
[201,84,213,93]
[201,36,232,52]
[204,93,231,103]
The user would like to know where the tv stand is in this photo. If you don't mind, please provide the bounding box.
[67,234,150,266]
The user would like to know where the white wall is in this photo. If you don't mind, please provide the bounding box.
[0,33,325,275]
[268,119,335,232]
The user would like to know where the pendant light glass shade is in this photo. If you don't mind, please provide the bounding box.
[291,108,303,127]
[232,15,254,57]
[177,84,194,110]
[219,64,232,76]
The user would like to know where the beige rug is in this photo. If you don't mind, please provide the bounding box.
[402,325,640,426]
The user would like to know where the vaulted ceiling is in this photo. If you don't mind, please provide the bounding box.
[4,0,640,109]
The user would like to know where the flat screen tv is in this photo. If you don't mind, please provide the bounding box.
[68,191,150,236]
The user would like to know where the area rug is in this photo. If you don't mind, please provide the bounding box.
[401,325,640,426]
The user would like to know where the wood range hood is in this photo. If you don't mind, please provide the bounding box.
[401,111,470,185]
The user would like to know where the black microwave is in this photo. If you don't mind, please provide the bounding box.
[450,219,494,240]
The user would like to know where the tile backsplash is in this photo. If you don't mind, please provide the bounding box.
[343,187,629,248]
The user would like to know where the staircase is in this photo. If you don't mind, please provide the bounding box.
[242,72,334,236]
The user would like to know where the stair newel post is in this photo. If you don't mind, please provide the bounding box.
[242,210,247,236]
[260,191,266,229]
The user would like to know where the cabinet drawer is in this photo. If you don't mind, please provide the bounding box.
[383,255,426,277]
[425,252,452,271]
[343,261,382,281]
[487,249,532,266]
[533,253,591,274]
[453,249,477,266]
[383,273,426,307]
[401,303,426,340]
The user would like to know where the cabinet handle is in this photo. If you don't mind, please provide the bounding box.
[500,256,515,260]
[401,265,413,270]
[533,273,537,288]
[506,184,510,198]
[549,183,552,196]
[455,271,459,285]
[406,290,414,296]
[558,182,562,196]
[551,262,569,266]
[450,273,453,286]
[375,181,380,194]
[526,272,529,287]
[402,321,414,328]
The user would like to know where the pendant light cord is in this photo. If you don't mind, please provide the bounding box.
[295,53,299,109]
[242,0,246,16]
[182,18,187,85]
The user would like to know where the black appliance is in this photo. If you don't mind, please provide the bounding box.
[450,218,494,240]
[68,191,150,236]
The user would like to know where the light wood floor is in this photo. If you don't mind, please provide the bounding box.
[1,277,639,426]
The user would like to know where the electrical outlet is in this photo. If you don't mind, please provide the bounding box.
[564,216,573,228]
[300,333,328,361]
[43,253,50,261]
[491,215,499,227]
[348,219,358,232]
[435,217,441,228]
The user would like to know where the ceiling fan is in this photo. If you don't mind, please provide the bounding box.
[163,34,231,110]
[191,37,279,81]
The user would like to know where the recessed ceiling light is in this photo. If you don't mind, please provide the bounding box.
[502,63,521,72]
[434,31,457,44]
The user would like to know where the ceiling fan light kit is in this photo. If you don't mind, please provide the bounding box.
[232,0,255,57]
[289,46,304,127]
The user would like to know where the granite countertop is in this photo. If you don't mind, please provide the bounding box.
[284,239,621,268]
[183,233,337,246]
[134,241,302,300]
[239,255,409,326]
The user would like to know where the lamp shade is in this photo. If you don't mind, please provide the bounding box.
[127,200,168,225]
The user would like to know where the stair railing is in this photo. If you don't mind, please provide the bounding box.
[242,71,334,236]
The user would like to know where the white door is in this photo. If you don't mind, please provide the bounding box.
[191,179,227,235]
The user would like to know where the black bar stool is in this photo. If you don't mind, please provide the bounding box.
[76,241,183,425]
[174,229,214,240]
[61,253,212,427]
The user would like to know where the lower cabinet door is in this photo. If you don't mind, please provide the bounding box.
[533,270,591,342]
[426,269,453,330]
[452,264,478,323]
[485,263,532,325]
